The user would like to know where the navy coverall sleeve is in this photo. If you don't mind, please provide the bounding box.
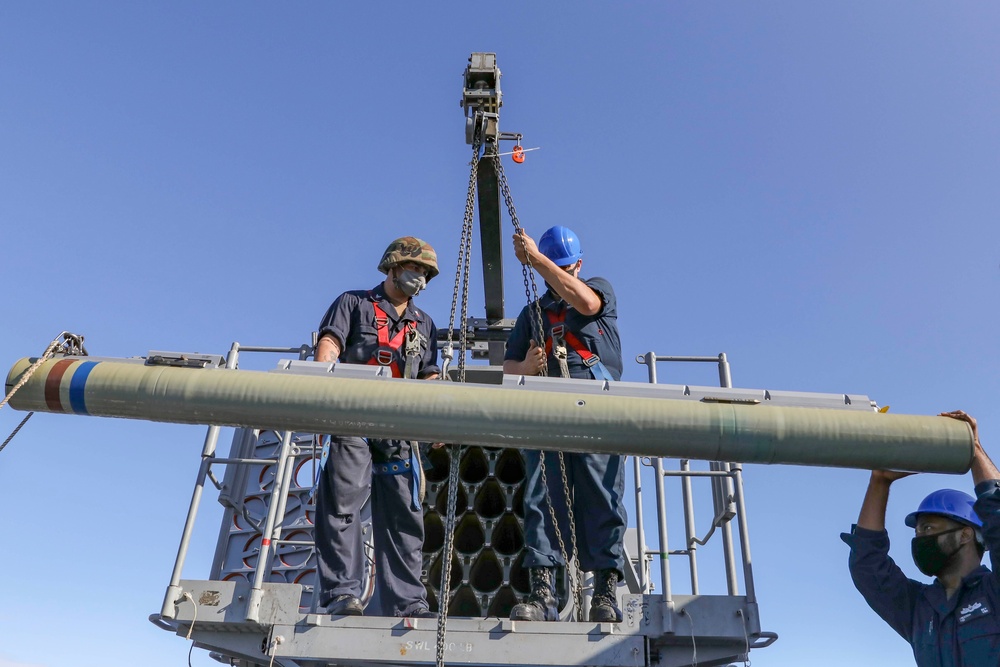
[975,480,1000,575]
[585,276,615,317]
[841,525,923,641]
[504,304,533,363]
[418,318,440,378]
[317,291,360,352]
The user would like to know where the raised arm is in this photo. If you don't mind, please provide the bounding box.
[512,230,602,316]
[857,470,916,531]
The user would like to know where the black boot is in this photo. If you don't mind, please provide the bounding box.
[324,594,364,616]
[510,567,559,621]
[589,569,623,622]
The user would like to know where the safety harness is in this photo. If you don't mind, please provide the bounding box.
[368,296,425,379]
[544,306,614,381]
[311,295,429,508]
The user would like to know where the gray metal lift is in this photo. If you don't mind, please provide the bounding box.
[131,340,928,667]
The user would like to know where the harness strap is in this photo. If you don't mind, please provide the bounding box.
[311,440,424,510]
[544,308,614,381]
[372,451,424,510]
[368,295,419,378]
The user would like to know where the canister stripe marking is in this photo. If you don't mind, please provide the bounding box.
[44,359,76,412]
[68,361,98,415]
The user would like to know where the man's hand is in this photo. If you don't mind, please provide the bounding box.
[941,410,980,447]
[512,230,539,265]
[871,469,916,485]
[942,410,1000,484]
[521,340,546,375]
[502,339,547,377]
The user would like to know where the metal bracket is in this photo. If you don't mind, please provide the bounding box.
[146,351,225,369]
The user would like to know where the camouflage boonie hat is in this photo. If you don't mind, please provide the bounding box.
[377,236,439,280]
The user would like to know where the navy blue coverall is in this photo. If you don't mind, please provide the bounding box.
[841,480,1000,666]
[505,277,628,578]
[314,283,439,617]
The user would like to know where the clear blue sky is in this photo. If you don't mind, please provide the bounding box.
[2,3,999,666]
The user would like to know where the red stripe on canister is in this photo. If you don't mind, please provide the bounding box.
[44,359,76,412]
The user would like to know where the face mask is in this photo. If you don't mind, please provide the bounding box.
[911,526,965,577]
[394,269,427,297]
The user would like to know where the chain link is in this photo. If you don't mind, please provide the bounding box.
[435,444,463,667]
[436,139,480,667]
[537,451,584,620]
[491,150,547,356]
[492,150,585,617]
[443,137,481,382]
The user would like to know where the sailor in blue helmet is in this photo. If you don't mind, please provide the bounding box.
[312,237,440,618]
[504,225,627,623]
[842,410,1000,665]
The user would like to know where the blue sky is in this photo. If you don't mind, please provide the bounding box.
[2,3,999,666]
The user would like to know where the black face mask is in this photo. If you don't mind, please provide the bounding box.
[911,526,965,577]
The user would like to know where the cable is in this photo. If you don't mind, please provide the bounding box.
[738,608,751,667]
[0,412,33,454]
[180,592,198,640]
[681,608,697,667]
[178,592,199,667]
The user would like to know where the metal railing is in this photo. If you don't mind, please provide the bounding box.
[158,341,314,622]
[633,352,757,605]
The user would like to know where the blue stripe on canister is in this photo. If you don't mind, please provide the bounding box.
[68,361,98,415]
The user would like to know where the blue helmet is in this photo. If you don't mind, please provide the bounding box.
[905,489,982,529]
[538,226,583,266]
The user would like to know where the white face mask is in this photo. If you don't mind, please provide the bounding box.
[395,268,427,297]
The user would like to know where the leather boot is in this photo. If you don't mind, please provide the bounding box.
[589,569,623,622]
[510,567,559,621]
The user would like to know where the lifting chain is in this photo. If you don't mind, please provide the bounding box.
[490,149,547,352]
[537,451,583,620]
[437,128,583,642]
[435,137,481,667]
[490,147,584,620]
[1,332,87,455]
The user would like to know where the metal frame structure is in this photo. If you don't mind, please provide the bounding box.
[135,340,906,666]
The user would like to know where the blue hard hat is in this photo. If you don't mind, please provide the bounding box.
[905,489,982,529]
[538,226,583,266]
